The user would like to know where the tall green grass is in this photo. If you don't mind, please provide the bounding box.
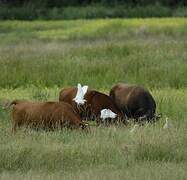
[0,114,186,179]
[0,18,187,89]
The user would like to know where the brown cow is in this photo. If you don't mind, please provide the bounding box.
[59,87,124,125]
[109,83,157,122]
[5,100,87,133]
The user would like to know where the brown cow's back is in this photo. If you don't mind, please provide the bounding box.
[110,83,156,121]
[59,88,77,106]
[11,100,84,132]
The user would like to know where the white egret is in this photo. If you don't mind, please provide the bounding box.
[100,109,117,121]
[73,83,88,105]
[163,117,172,129]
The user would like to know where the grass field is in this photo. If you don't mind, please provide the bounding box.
[0,18,187,179]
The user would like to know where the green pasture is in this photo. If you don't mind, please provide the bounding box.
[0,18,187,89]
[0,18,186,179]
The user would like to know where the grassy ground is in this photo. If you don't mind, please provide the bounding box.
[0,18,187,179]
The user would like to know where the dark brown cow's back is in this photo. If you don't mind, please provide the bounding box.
[85,90,121,118]
[109,83,156,121]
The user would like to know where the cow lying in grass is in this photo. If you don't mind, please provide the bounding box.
[59,84,124,125]
[109,83,158,122]
[4,100,87,133]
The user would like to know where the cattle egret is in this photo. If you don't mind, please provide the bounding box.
[163,117,172,129]
[130,124,139,133]
[73,83,88,105]
[100,109,117,120]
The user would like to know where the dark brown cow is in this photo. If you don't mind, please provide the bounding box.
[5,100,87,133]
[109,83,157,121]
[59,88,123,124]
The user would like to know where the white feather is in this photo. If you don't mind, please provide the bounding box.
[100,109,117,120]
[82,85,88,95]
[73,83,88,105]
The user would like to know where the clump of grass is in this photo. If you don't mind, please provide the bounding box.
[31,86,50,101]
[134,127,187,163]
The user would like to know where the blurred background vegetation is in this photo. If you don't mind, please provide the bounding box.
[0,0,187,20]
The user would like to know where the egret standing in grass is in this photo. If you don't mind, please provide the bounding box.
[163,117,172,129]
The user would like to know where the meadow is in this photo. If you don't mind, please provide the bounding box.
[0,18,187,179]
